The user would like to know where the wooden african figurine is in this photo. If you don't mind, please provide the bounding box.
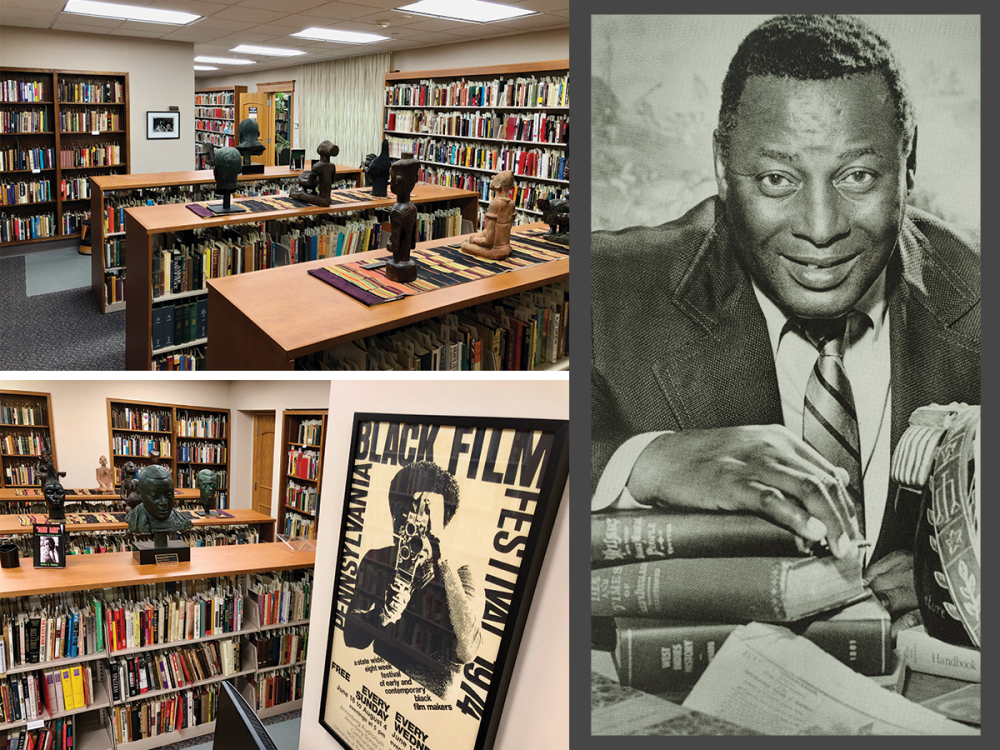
[385,153,420,283]
[96,455,114,492]
[291,140,339,207]
[461,170,515,260]
[366,139,392,197]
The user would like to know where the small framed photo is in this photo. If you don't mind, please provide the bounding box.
[33,523,66,569]
[147,111,180,140]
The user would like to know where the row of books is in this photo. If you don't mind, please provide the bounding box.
[2,463,44,486]
[194,106,234,119]
[0,526,258,561]
[59,176,89,202]
[0,599,103,671]
[58,109,121,132]
[58,143,121,169]
[57,80,124,104]
[0,662,95,724]
[286,449,319,482]
[59,210,88,236]
[0,212,56,243]
[407,139,569,182]
[175,440,226,465]
[246,665,304,711]
[249,625,308,670]
[386,110,569,146]
[298,282,569,372]
[194,92,236,107]
[153,345,205,372]
[415,206,462,244]
[0,431,46,456]
[0,109,50,133]
[195,121,233,136]
[103,586,245,654]
[110,405,170,433]
[0,146,55,172]
[281,513,314,540]
[296,419,322,446]
[195,131,234,148]
[152,299,207,352]
[0,718,74,750]
[176,466,228,492]
[267,216,385,266]
[1,80,46,103]
[176,411,227,440]
[384,74,569,109]
[109,682,219,745]
[110,434,172,459]
[0,402,46,426]
[250,570,313,628]
[284,481,318,515]
[103,236,124,268]
[107,637,240,701]
[1,178,53,205]
[103,270,125,305]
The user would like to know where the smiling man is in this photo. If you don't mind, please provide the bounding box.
[591,15,980,615]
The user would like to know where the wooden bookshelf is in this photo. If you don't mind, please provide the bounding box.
[124,183,478,370]
[0,488,196,504]
[1,67,129,247]
[206,223,569,370]
[0,389,56,489]
[0,508,275,541]
[383,60,568,227]
[89,164,363,313]
[194,85,246,168]
[276,410,326,540]
[106,398,230,508]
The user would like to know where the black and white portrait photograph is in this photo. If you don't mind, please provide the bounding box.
[590,13,980,736]
[146,111,180,140]
[32,523,65,569]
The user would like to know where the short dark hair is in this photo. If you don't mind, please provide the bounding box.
[388,461,460,530]
[717,15,914,159]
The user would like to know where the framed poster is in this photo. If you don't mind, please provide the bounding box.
[146,111,180,139]
[33,523,66,569]
[320,413,569,750]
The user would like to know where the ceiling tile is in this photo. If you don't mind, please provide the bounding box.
[1,0,67,9]
[51,14,126,29]
[299,2,384,21]
[142,0,231,15]
[108,28,174,38]
[507,0,570,12]
[209,7,287,24]
[188,18,257,32]
[234,0,329,13]
[0,15,54,28]
[160,29,224,42]
[0,7,57,21]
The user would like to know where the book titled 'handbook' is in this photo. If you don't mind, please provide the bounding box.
[591,554,864,623]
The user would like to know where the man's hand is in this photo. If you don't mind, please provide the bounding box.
[864,549,919,617]
[628,425,862,557]
[380,580,411,626]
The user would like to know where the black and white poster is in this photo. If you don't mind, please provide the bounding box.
[321,414,568,750]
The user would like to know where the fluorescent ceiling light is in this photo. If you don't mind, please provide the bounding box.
[230,45,306,57]
[193,66,218,71]
[63,0,200,25]
[194,56,255,66]
[290,28,389,44]
[394,0,536,23]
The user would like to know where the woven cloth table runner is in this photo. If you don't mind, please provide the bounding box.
[184,187,378,217]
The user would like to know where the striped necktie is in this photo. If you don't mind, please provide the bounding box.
[798,316,865,536]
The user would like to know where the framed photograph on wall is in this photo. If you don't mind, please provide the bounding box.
[319,413,569,750]
[146,111,180,139]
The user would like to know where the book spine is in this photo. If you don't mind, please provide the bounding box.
[592,510,804,567]
[897,628,980,682]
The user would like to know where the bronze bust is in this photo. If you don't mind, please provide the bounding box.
[196,468,219,516]
[126,464,192,563]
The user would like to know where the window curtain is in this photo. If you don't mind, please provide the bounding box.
[297,53,391,169]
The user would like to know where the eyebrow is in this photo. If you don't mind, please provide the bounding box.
[757,146,883,163]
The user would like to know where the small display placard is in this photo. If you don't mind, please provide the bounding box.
[33,522,66,569]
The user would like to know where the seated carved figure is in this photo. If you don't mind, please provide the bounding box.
[537,194,569,246]
[291,141,339,207]
[460,171,515,260]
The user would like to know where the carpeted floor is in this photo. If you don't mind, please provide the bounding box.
[0,253,125,370]
[24,246,93,296]
[161,709,301,750]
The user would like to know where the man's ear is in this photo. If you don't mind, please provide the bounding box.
[906,126,917,194]
[713,130,729,203]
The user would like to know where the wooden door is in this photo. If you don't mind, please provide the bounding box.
[270,91,293,167]
[252,413,275,517]
[239,93,271,166]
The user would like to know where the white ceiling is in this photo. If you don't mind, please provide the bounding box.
[0,0,570,76]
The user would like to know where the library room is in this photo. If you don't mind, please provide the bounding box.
[0,2,570,372]
[0,377,570,750]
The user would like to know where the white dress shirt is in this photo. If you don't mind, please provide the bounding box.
[593,272,892,560]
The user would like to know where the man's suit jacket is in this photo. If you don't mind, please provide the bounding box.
[592,197,980,560]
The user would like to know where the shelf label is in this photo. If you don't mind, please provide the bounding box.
[31,168,40,174]
[92,129,100,135]
[28,720,45,731]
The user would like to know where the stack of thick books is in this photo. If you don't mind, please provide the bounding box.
[591,508,890,697]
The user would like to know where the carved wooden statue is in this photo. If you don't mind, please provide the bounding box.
[461,170,515,260]
[366,139,392,197]
[537,193,569,246]
[96,455,114,492]
[385,153,421,283]
[120,460,141,510]
[291,140,339,207]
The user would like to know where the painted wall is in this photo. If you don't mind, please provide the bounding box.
[0,380,230,487]
[392,28,568,71]
[0,27,195,174]
[299,378,569,750]
[227,379,333,519]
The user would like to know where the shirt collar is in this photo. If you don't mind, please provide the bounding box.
[751,269,888,357]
